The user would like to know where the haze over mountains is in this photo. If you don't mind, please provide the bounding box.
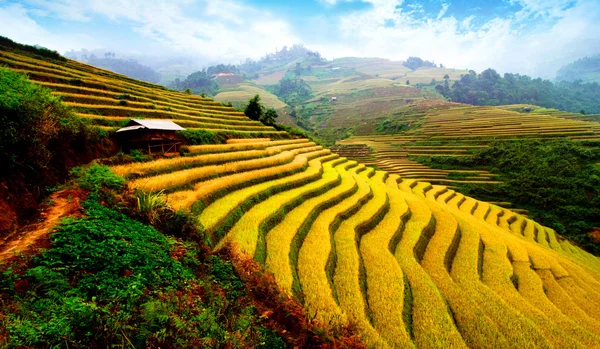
[2,0,600,79]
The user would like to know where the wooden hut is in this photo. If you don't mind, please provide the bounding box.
[116,119,185,154]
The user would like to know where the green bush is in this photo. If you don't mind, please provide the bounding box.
[0,67,69,175]
[0,198,284,348]
[0,68,104,178]
[0,35,66,62]
[71,164,126,192]
[177,129,226,145]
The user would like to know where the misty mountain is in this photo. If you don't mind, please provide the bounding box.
[557,55,600,84]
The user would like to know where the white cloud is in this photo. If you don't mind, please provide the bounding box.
[2,0,599,78]
[309,0,600,77]
[1,0,300,65]
[437,3,450,20]
[0,3,95,51]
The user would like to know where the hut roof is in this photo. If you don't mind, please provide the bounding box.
[116,119,185,133]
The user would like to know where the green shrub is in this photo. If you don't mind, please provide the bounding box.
[135,189,169,225]
[0,198,284,348]
[71,163,125,192]
[0,67,68,175]
[177,129,226,145]
[0,35,66,62]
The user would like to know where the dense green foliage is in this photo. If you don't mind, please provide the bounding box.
[403,56,436,71]
[0,35,65,62]
[556,55,600,84]
[171,70,219,96]
[267,77,312,107]
[376,119,410,134]
[0,197,284,348]
[263,108,278,126]
[242,95,281,126]
[70,164,126,192]
[0,67,101,177]
[240,44,324,77]
[245,94,264,122]
[437,68,600,114]
[86,55,161,84]
[178,129,227,145]
[415,140,600,253]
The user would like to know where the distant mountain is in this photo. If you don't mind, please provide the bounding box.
[65,50,161,84]
[556,55,600,83]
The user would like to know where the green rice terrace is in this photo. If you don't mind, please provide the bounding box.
[2,44,600,348]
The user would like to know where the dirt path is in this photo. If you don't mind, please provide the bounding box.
[0,189,86,262]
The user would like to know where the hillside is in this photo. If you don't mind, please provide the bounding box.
[437,68,600,114]
[2,44,600,348]
[182,48,467,144]
[557,55,600,84]
[335,103,600,251]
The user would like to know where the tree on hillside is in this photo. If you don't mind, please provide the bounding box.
[262,108,278,126]
[437,68,600,114]
[244,94,264,121]
[269,78,312,107]
[556,54,600,83]
[171,70,219,96]
[403,56,436,71]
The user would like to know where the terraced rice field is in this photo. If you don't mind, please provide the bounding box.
[0,49,287,139]
[335,105,600,185]
[9,50,600,348]
[121,135,600,348]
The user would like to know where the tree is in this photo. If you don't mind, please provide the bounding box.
[443,74,450,80]
[171,70,219,96]
[406,80,410,85]
[403,56,436,71]
[244,94,264,121]
[262,108,278,126]
[269,78,312,106]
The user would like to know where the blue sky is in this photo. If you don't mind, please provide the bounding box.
[0,0,598,77]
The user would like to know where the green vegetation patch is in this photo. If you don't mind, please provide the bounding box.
[0,197,284,348]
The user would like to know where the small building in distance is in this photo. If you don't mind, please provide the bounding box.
[116,119,185,154]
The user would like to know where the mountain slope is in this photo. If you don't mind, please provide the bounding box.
[557,55,600,84]
[2,46,600,349]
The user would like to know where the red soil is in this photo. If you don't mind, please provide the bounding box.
[0,189,87,263]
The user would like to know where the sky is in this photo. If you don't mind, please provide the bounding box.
[0,0,599,78]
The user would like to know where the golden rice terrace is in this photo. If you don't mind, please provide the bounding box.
[5,49,600,348]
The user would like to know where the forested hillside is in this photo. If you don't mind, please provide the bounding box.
[436,69,600,114]
[557,55,600,84]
